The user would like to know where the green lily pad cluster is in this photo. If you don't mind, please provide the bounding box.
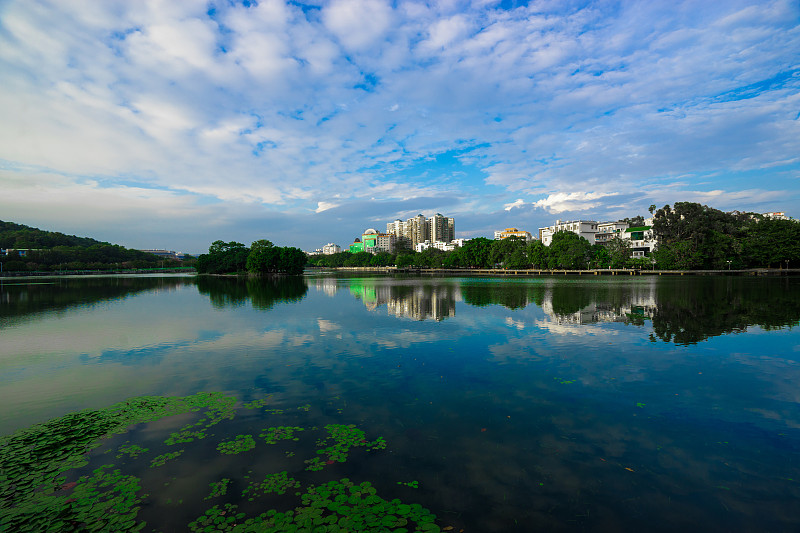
[150,450,184,468]
[260,426,304,445]
[0,392,234,532]
[305,425,387,472]
[116,443,149,459]
[0,393,445,532]
[1,462,146,533]
[164,395,237,445]
[205,479,232,500]
[242,471,300,500]
[242,397,272,409]
[217,435,256,455]
[189,479,441,533]
[398,480,420,489]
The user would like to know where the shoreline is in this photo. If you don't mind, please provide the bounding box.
[310,266,800,277]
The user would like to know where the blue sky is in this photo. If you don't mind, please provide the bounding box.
[1,0,798,253]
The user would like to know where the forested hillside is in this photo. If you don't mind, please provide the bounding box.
[0,220,104,249]
[0,220,190,272]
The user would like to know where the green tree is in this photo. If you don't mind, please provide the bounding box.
[370,252,395,267]
[246,240,279,274]
[489,236,527,267]
[741,218,800,268]
[457,237,493,268]
[591,244,610,269]
[196,241,250,274]
[527,240,548,268]
[605,236,632,268]
[548,231,592,269]
[395,253,415,267]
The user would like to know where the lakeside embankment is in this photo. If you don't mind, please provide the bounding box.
[4,266,798,278]
[315,266,800,276]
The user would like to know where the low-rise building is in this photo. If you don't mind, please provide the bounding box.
[140,249,185,260]
[322,243,341,255]
[595,221,628,245]
[1,248,40,257]
[494,228,534,241]
[620,218,657,257]
[360,229,396,254]
[539,220,598,246]
[415,240,458,252]
[349,238,364,253]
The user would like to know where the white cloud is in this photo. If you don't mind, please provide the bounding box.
[315,201,341,213]
[504,198,525,211]
[533,192,618,214]
[0,0,798,250]
[322,0,393,51]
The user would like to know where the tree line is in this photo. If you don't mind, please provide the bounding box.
[309,233,633,270]
[651,202,799,269]
[310,202,798,270]
[195,240,306,275]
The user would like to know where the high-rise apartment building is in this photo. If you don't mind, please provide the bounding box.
[430,213,455,243]
[387,213,455,249]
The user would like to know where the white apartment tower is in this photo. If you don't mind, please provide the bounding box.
[387,213,455,249]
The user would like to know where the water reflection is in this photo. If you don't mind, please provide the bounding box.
[314,275,800,344]
[195,276,308,310]
[313,276,459,321]
[0,276,193,326]
[2,274,800,531]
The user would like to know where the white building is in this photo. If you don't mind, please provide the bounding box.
[387,213,455,249]
[322,243,341,255]
[763,212,790,220]
[539,220,598,246]
[620,218,657,257]
[415,240,457,253]
[595,221,628,245]
[494,228,534,241]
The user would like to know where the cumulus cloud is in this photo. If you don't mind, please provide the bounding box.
[0,0,798,250]
[504,199,526,211]
[533,192,619,214]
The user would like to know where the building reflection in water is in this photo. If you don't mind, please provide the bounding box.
[340,278,460,321]
[540,278,657,326]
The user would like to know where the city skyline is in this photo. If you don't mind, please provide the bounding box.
[1,1,798,253]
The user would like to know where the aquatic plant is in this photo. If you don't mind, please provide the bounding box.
[259,426,304,445]
[242,471,300,500]
[217,435,256,455]
[242,397,272,409]
[116,443,149,459]
[0,392,442,532]
[205,479,232,500]
[305,424,388,471]
[0,392,235,531]
[165,395,237,445]
[150,450,184,468]
[189,479,441,533]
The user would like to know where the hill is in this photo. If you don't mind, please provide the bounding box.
[0,220,107,249]
[0,220,191,272]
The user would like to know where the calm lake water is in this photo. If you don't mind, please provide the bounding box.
[2,273,800,532]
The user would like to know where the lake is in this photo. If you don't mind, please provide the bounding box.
[1,273,799,532]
